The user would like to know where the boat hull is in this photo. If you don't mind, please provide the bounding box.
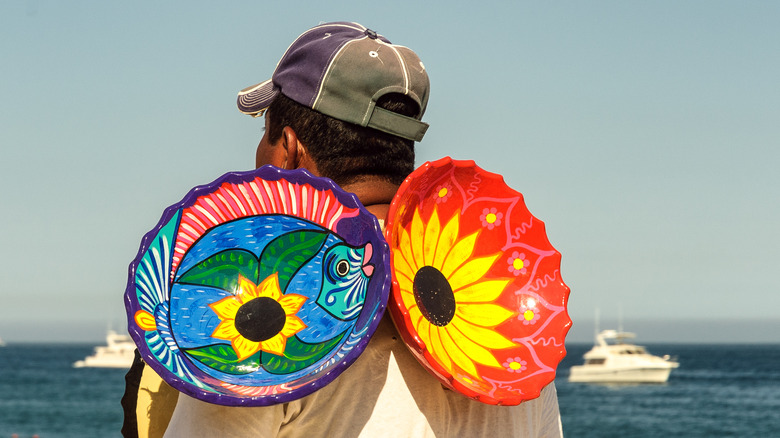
[73,356,134,369]
[569,366,674,383]
[73,330,136,369]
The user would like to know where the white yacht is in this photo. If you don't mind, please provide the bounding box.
[73,330,136,368]
[568,329,679,383]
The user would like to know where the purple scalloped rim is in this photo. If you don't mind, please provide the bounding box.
[123,165,391,406]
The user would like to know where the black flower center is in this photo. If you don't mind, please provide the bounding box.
[413,266,456,327]
[235,297,286,342]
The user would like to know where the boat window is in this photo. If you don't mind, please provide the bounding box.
[585,358,605,365]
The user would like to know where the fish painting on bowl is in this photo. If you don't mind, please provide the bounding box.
[124,166,390,406]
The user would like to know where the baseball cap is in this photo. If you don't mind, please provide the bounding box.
[238,21,429,142]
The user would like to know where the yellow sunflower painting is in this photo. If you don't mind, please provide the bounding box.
[209,273,307,361]
[392,206,517,378]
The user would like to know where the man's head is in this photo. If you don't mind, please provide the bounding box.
[237,21,430,186]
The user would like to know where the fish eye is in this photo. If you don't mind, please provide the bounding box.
[335,260,350,276]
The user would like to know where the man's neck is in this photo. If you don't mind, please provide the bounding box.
[340,177,400,222]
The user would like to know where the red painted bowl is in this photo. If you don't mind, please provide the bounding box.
[385,157,571,405]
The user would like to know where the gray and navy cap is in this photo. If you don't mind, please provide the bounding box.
[237,21,430,142]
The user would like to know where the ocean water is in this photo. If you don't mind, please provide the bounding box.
[0,344,126,437]
[557,343,780,437]
[0,343,778,437]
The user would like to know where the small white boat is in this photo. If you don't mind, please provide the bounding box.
[568,329,679,383]
[73,330,136,368]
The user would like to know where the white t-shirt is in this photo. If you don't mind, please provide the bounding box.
[164,314,563,438]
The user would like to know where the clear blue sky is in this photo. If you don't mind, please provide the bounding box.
[1,1,778,343]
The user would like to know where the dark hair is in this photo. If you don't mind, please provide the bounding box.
[266,93,420,186]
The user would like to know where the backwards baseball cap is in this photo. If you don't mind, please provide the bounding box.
[238,21,429,142]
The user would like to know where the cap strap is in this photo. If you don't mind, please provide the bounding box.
[367,106,429,142]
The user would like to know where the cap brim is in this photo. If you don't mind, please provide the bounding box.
[237,79,279,116]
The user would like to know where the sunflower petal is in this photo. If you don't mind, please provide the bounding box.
[396,272,417,308]
[451,315,516,349]
[281,315,306,338]
[445,325,502,368]
[423,206,441,268]
[457,303,515,327]
[447,253,500,291]
[393,247,416,283]
[257,272,282,300]
[236,275,259,299]
[417,319,432,350]
[209,296,242,319]
[440,231,479,278]
[211,318,240,341]
[429,326,453,373]
[410,208,426,267]
[260,334,287,356]
[233,335,261,361]
[278,293,307,314]
[438,326,477,375]
[433,212,460,270]
[398,226,419,271]
[408,304,423,328]
[455,279,512,302]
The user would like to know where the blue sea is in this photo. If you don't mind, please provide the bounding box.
[1,343,778,437]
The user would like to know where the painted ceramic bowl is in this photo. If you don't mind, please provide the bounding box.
[385,157,571,405]
[124,166,390,406]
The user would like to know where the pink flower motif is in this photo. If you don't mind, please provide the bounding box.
[519,305,540,325]
[507,251,530,276]
[479,207,503,230]
[433,183,453,204]
[502,357,527,373]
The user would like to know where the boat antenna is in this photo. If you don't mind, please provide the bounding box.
[618,304,624,333]
[594,307,600,338]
